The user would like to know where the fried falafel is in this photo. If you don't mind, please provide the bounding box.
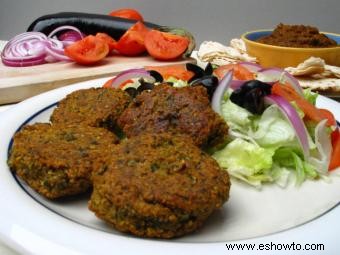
[8,123,119,199]
[50,87,131,133]
[117,84,228,148]
[89,132,230,238]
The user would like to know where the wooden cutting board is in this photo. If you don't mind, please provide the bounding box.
[0,53,195,104]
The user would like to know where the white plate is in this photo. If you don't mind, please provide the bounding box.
[0,78,339,255]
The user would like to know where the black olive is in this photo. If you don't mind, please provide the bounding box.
[243,88,267,114]
[190,75,219,99]
[241,80,272,93]
[186,63,206,83]
[204,62,213,75]
[124,87,138,98]
[137,80,155,94]
[148,70,163,82]
[186,63,205,76]
[230,80,272,114]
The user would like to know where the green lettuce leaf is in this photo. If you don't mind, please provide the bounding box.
[249,105,297,148]
[213,138,275,187]
[303,88,318,105]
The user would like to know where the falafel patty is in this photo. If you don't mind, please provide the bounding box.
[8,123,119,199]
[89,132,230,238]
[117,84,228,148]
[50,87,131,132]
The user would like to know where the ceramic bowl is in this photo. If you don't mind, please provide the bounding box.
[241,30,340,68]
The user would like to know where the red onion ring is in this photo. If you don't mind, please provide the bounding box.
[105,68,156,88]
[257,68,303,95]
[1,32,47,64]
[1,26,83,67]
[238,61,262,73]
[265,94,310,159]
[48,25,84,41]
[212,70,233,115]
[45,41,70,62]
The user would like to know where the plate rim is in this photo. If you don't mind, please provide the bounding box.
[0,77,339,255]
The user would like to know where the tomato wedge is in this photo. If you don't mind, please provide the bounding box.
[318,108,337,127]
[271,82,336,126]
[144,30,189,60]
[214,64,255,80]
[64,35,109,65]
[109,8,144,21]
[329,128,340,171]
[103,78,133,89]
[145,64,194,81]
[95,33,117,52]
[115,21,148,56]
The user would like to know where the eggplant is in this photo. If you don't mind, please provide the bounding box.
[27,12,195,57]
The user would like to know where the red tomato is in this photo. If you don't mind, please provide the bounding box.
[103,78,133,89]
[272,83,336,127]
[109,8,144,21]
[214,64,255,80]
[144,30,189,60]
[145,64,194,81]
[95,33,117,52]
[115,21,148,56]
[318,108,337,127]
[329,128,340,171]
[64,35,109,65]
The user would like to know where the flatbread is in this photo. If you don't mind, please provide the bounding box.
[196,40,340,96]
[297,77,340,93]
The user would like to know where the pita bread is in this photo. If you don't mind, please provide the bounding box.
[196,40,340,95]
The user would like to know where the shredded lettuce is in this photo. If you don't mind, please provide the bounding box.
[250,105,297,148]
[214,90,323,188]
[221,99,253,130]
[303,88,318,105]
[165,77,188,87]
[213,138,275,188]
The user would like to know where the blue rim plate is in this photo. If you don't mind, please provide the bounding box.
[0,78,339,255]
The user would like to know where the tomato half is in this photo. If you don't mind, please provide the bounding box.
[214,64,255,80]
[95,33,117,52]
[64,35,109,65]
[144,30,189,60]
[115,21,148,56]
[109,8,144,21]
[145,64,194,81]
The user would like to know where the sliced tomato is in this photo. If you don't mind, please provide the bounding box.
[115,21,148,56]
[318,108,337,127]
[271,82,336,126]
[214,64,255,80]
[144,30,189,60]
[145,64,194,81]
[64,35,109,65]
[109,8,144,21]
[95,33,117,52]
[103,78,134,89]
[329,128,340,171]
